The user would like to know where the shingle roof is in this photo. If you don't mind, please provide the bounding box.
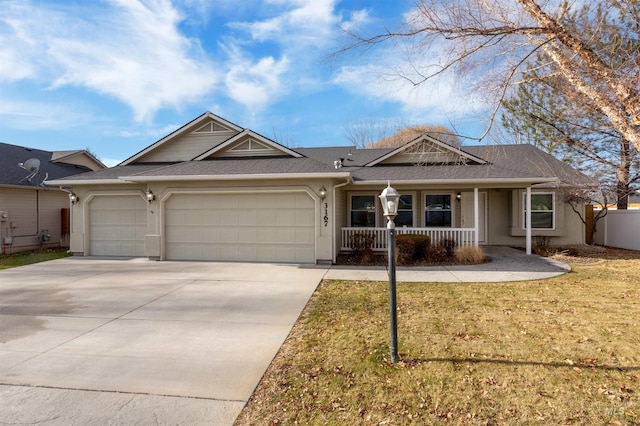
[47,140,597,188]
[0,142,93,187]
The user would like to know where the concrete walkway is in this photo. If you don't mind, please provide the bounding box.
[324,246,571,282]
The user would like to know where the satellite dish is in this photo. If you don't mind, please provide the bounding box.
[18,158,41,183]
[20,158,41,173]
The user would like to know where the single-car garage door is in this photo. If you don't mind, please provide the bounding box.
[165,192,315,263]
[89,195,147,256]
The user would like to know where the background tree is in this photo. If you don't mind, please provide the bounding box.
[501,3,640,208]
[371,125,461,148]
[341,0,640,151]
[502,73,639,208]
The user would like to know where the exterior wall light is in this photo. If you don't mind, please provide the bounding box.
[70,193,80,204]
[319,185,327,200]
[456,192,462,201]
[379,181,401,364]
[146,189,156,203]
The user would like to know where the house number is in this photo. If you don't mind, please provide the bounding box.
[323,202,329,227]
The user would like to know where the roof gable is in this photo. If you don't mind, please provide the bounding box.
[51,150,105,171]
[194,130,303,160]
[120,112,243,165]
[366,135,487,166]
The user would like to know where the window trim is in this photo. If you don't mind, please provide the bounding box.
[348,193,378,227]
[423,192,454,228]
[523,191,556,230]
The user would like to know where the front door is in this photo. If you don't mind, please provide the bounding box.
[461,191,487,244]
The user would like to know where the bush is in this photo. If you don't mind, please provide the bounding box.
[424,238,456,263]
[395,235,416,265]
[455,245,485,264]
[395,234,432,265]
[532,236,555,256]
[349,231,376,262]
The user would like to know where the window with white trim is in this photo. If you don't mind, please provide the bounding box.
[524,192,555,229]
[425,194,452,227]
[350,195,376,227]
[395,195,413,227]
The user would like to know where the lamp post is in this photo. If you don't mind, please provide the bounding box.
[379,181,400,363]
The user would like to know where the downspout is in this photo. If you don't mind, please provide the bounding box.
[332,177,352,263]
[526,186,532,255]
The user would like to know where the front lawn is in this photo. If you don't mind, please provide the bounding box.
[236,251,640,425]
[0,248,71,270]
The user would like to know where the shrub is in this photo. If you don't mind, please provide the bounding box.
[439,238,456,257]
[349,231,376,262]
[532,236,555,256]
[424,243,448,263]
[455,245,485,264]
[395,235,416,265]
[424,238,456,263]
[395,234,432,265]
[411,235,431,259]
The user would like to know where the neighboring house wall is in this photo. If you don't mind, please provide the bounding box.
[593,210,640,251]
[0,188,69,253]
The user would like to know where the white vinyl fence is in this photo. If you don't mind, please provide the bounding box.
[593,210,640,251]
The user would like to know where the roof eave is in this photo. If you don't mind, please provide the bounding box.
[351,177,559,186]
[121,172,352,182]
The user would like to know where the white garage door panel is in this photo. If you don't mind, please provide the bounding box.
[89,195,146,256]
[165,192,315,263]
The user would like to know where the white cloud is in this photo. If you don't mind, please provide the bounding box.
[333,60,482,120]
[224,47,290,112]
[0,0,220,122]
[231,0,339,48]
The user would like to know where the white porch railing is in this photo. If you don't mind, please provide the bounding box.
[341,227,476,252]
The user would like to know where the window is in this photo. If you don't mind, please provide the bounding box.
[524,193,554,229]
[395,195,413,227]
[351,195,376,227]
[425,194,452,227]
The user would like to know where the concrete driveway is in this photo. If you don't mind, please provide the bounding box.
[0,257,328,425]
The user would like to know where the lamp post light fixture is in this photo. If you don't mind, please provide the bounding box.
[379,181,401,363]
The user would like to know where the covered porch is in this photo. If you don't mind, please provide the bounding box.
[337,186,539,255]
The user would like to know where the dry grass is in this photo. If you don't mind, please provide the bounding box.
[236,252,640,425]
[454,245,485,265]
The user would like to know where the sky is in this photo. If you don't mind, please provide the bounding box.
[0,0,490,167]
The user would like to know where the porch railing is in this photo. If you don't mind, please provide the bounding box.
[340,227,476,252]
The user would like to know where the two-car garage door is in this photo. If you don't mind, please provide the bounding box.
[164,192,315,263]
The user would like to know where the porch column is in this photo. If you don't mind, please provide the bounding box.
[474,187,479,247]
[526,186,532,255]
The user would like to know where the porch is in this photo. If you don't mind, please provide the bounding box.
[340,227,477,252]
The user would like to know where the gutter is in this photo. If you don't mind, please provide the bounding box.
[350,177,559,186]
[120,172,352,182]
[46,179,132,186]
[332,176,353,263]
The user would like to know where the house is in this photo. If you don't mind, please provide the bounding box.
[0,142,105,253]
[47,112,597,264]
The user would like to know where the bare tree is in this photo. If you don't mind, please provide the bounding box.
[372,125,462,148]
[340,0,640,150]
[343,117,395,148]
[564,187,612,245]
